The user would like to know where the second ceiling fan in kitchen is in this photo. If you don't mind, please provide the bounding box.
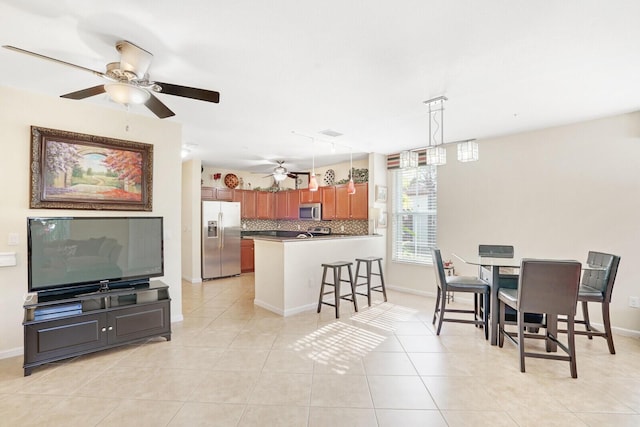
[264,161,298,182]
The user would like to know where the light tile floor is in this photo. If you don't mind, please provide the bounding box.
[1,274,640,426]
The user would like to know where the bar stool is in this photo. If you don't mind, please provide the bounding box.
[317,261,358,318]
[354,257,387,306]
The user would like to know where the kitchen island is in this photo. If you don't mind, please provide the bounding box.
[250,234,384,316]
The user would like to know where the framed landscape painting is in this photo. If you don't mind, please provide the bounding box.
[30,126,153,211]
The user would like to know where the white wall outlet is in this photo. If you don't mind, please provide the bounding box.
[8,233,19,246]
[340,225,345,232]
[629,296,640,308]
[297,224,300,230]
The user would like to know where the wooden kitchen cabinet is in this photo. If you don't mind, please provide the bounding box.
[241,239,255,272]
[349,183,369,219]
[256,191,275,219]
[299,188,321,204]
[201,186,215,200]
[333,183,368,220]
[275,190,299,219]
[321,186,336,220]
[216,188,233,201]
[233,189,257,218]
[201,186,233,201]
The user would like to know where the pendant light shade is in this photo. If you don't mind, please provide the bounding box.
[457,139,479,162]
[347,149,356,195]
[309,138,318,191]
[400,150,419,169]
[309,174,318,191]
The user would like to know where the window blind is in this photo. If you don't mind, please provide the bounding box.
[391,165,437,264]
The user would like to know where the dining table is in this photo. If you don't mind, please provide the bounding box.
[452,253,520,345]
[451,252,606,346]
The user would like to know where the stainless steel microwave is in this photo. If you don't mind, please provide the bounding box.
[299,203,321,221]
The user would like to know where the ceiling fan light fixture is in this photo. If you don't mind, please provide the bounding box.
[104,82,150,105]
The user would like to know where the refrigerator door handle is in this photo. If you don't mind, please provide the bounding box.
[219,212,224,248]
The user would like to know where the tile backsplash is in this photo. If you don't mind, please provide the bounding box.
[242,219,369,235]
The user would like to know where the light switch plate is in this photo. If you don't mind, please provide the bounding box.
[8,233,19,246]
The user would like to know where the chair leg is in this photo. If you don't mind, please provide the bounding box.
[365,262,372,307]
[473,294,479,327]
[347,264,358,312]
[432,286,441,325]
[602,302,616,354]
[483,291,489,340]
[317,267,328,313]
[568,316,578,378]
[518,310,526,373]
[582,301,593,339]
[334,267,340,318]
[498,300,505,348]
[436,287,447,335]
[377,259,388,302]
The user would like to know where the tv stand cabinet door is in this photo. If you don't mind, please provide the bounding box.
[107,300,171,345]
[24,312,108,366]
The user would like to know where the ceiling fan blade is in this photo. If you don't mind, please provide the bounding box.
[2,45,106,78]
[154,81,220,103]
[144,93,175,119]
[61,85,106,100]
[287,173,298,179]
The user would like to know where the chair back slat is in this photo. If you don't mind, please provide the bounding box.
[478,245,514,258]
[517,259,581,316]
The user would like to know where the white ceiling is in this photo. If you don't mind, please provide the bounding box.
[2,1,639,173]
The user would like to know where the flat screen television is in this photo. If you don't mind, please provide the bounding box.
[28,216,164,297]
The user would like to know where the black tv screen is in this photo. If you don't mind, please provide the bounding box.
[28,216,164,295]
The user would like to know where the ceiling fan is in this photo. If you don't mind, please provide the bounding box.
[2,40,220,119]
[263,161,297,182]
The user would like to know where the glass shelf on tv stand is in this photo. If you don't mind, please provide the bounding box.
[23,281,170,322]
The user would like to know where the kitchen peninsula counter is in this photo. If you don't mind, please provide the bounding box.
[252,234,384,316]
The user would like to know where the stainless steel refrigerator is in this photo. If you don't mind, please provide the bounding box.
[202,201,241,279]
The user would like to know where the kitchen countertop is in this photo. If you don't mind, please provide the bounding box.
[242,230,378,241]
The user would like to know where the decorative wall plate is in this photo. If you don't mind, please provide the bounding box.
[224,173,239,189]
[324,169,335,185]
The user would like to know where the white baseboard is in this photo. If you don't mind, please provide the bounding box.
[182,275,202,284]
[253,299,316,317]
[386,284,436,299]
[0,347,23,359]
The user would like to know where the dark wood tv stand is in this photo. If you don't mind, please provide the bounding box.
[23,281,171,376]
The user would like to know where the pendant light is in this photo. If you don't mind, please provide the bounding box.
[424,96,447,166]
[347,148,356,195]
[309,138,318,191]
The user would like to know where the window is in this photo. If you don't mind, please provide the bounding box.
[391,166,437,264]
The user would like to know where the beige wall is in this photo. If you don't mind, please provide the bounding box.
[387,111,640,335]
[0,86,183,358]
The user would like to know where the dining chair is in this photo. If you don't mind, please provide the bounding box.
[477,244,516,321]
[564,251,621,354]
[498,259,582,378]
[431,248,489,339]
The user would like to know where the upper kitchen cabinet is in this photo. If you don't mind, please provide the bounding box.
[299,188,321,204]
[256,191,275,219]
[202,186,233,201]
[333,183,368,220]
[321,186,336,220]
[275,190,299,219]
[233,189,257,218]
